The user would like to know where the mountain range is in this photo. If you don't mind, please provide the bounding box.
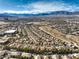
[0,11,79,17]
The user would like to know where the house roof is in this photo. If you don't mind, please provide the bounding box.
[4,30,16,34]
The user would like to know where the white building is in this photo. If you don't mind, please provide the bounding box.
[4,30,16,34]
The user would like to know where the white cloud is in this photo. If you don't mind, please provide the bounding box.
[0,2,78,14]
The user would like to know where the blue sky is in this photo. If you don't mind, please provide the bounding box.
[0,0,79,14]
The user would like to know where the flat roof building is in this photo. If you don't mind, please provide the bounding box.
[4,30,16,34]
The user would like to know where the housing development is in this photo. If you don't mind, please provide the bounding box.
[0,16,79,59]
